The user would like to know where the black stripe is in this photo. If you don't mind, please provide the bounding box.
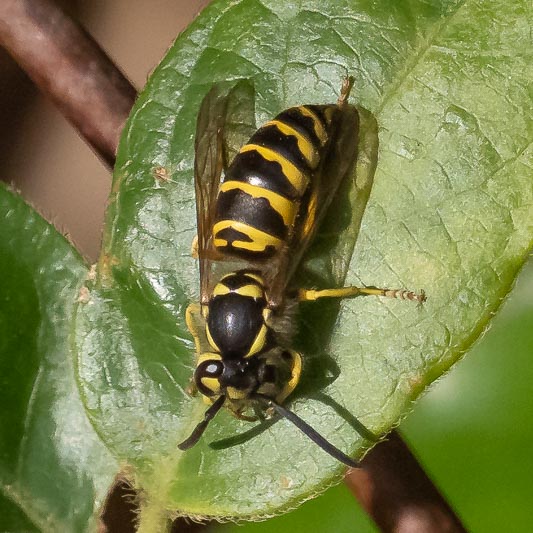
[215,189,287,240]
[226,149,301,200]
[275,107,324,149]
[215,227,278,259]
[221,271,264,292]
[306,104,336,128]
[249,124,311,173]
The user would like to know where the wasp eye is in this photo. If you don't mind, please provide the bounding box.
[204,361,223,377]
[195,359,224,397]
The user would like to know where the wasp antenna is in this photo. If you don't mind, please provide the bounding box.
[253,394,359,468]
[178,395,226,451]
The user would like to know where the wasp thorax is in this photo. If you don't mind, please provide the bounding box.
[205,270,273,358]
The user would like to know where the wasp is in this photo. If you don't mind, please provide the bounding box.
[179,78,424,467]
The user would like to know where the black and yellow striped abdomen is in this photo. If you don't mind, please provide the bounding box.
[213,104,337,259]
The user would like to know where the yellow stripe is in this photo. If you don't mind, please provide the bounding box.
[212,283,231,297]
[240,144,309,194]
[197,352,222,364]
[205,325,221,352]
[235,283,264,299]
[298,106,328,146]
[220,181,297,226]
[263,120,319,168]
[324,107,335,125]
[245,323,268,358]
[214,278,264,299]
[213,220,283,253]
[243,272,265,285]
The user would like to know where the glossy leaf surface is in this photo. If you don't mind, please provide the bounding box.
[0,184,117,532]
[73,0,532,523]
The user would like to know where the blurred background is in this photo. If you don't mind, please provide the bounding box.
[1,1,531,531]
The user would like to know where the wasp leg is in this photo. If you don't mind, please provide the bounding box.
[298,286,426,303]
[253,404,267,421]
[231,407,258,422]
[185,302,209,396]
[276,350,303,404]
[185,303,205,354]
[191,234,199,259]
[191,234,227,261]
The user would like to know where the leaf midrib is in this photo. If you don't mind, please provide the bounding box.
[376,0,467,115]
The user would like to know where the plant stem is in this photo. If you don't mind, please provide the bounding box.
[0,0,136,168]
[346,431,467,532]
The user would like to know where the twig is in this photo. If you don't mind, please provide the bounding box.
[0,0,137,168]
[346,431,467,532]
[0,3,467,531]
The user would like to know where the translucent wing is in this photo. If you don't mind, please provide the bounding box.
[193,81,256,304]
[267,88,361,306]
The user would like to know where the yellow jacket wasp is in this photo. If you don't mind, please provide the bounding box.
[179,77,424,467]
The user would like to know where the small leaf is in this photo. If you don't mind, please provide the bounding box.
[74,0,533,524]
[0,184,118,532]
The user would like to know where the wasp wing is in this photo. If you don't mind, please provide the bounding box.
[193,81,256,304]
[266,101,361,306]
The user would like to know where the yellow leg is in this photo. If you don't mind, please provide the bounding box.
[275,350,303,404]
[298,286,426,303]
[185,303,204,354]
[185,302,209,397]
[191,235,199,259]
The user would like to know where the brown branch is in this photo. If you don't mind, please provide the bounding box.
[0,0,137,168]
[346,431,467,532]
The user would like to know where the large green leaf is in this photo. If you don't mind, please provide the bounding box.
[73,0,533,527]
[0,184,117,532]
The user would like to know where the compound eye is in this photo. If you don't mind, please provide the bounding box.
[194,359,224,397]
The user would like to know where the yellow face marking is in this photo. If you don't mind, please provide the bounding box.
[213,220,283,253]
[262,307,271,324]
[226,387,249,400]
[263,120,320,169]
[240,144,309,194]
[219,181,297,226]
[298,106,328,146]
[245,323,269,358]
[200,377,221,395]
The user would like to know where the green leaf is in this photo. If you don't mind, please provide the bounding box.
[73,0,533,526]
[0,184,118,532]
